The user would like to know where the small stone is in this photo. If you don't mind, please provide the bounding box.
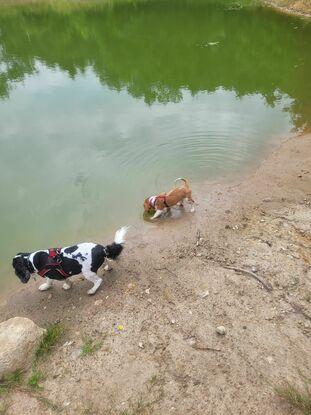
[127,283,135,289]
[48,294,52,300]
[145,288,150,294]
[94,300,103,306]
[186,337,196,346]
[138,342,144,349]
[242,325,247,330]
[263,198,272,202]
[201,290,209,299]
[171,319,176,324]
[216,326,226,335]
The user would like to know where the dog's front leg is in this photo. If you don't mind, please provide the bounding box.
[39,277,53,291]
[104,258,113,272]
[187,198,195,212]
[151,209,164,220]
[84,272,103,295]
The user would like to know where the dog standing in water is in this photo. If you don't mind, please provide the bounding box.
[144,178,195,219]
[12,226,129,295]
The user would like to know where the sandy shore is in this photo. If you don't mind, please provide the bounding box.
[264,0,311,17]
[1,132,311,414]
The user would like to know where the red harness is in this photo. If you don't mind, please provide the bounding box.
[37,248,70,279]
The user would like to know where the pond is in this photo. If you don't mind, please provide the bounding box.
[0,0,310,297]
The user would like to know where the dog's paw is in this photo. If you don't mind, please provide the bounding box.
[39,283,52,291]
[87,288,97,295]
[62,282,71,290]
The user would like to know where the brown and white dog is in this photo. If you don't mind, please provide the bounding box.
[144,178,195,219]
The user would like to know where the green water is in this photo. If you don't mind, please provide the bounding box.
[0,0,310,296]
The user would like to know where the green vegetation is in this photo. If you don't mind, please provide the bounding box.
[81,337,103,356]
[276,382,311,414]
[35,323,64,361]
[0,370,23,394]
[27,369,44,390]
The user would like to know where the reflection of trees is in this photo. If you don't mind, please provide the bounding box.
[0,1,310,127]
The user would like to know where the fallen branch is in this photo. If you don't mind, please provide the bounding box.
[154,267,178,278]
[192,345,222,352]
[224,266,273,292]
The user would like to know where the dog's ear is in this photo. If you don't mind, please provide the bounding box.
[12,256,30,284]
[12,256,24,270]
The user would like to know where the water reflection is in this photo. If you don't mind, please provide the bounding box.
[0,1,310,127]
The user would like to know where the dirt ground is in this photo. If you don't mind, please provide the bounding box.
[1,132,311,414]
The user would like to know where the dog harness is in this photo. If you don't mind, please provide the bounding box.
[37,248,70,279]
[148,195,169,209]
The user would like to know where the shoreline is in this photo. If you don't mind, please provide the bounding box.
[264,0,311,17]
[0,129,298,306]
[0,132,310,414]
[0,0,310,18]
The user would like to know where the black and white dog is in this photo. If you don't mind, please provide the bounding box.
[12,227,129,295]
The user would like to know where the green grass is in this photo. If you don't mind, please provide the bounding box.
[81,337,102,356]
[35,323,64,361]
[276,382,311,415]
[27,369,44,390]
[0,370,23,395]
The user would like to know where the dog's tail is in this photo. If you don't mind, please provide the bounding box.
[174,177,190,188]
[114,226,130,245]
[105,226,130,260]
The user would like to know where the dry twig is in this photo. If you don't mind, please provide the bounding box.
[224,266,273,292]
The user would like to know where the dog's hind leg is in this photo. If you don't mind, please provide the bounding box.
[83,272,103,295]
[39,277,53,291]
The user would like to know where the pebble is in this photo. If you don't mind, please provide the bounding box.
[216,326,226,335]
[94,299,103,306]
[201,290,209,299]
[145,288,150,294]
[138,342,144,349]
[48,293,52,300]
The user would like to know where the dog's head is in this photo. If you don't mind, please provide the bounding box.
[12,255,31,284]
[105,243,123,260]
[144,198,154,213]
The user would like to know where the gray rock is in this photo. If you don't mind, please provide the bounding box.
[216,326,226,335]
[0,317,45,378]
